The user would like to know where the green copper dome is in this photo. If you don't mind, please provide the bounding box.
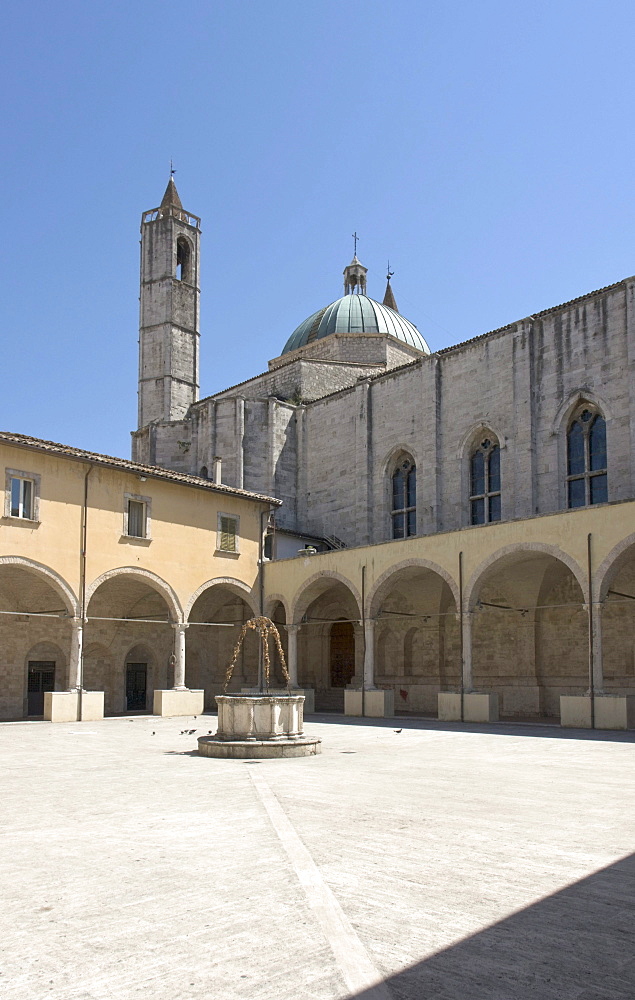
[282,293,430,355]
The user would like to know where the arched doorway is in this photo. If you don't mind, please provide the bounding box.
[329,621,355,688]
[26,642,66,716]
[124,645,152,712]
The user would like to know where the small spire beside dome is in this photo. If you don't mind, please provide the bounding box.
[383,262,398,312]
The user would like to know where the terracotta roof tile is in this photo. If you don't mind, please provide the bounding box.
[0,432,281,505]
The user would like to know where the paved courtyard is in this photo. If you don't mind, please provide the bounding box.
[0,713,633,1000]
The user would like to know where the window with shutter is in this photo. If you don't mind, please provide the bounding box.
[123,493,152,540]
[217,513,239,553]
[127,499,146,537]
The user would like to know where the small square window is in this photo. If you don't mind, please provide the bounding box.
[217,513,239,554]
[4,469,40,521]
[123,493,152,540]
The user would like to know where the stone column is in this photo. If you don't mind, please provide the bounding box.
[285,624,299,688]
[591,602,604,694]
[172,623,188,690]
[69,617,84,691]
[461,612,473,692]
[363,619,376,690]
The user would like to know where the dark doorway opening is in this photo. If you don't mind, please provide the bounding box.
[126,663,147,712]
[329,621,355,688]
[27,661,55,716]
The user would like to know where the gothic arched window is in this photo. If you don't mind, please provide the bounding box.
[391,457,416,538]
[470,437,501,525]
[176,237,191,282]
[567,407,607,507]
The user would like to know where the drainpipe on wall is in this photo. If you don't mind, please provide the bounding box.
[587,532,595,730]
[257,505,275,692]
[458,551,464,723]
[77,464,93,722]
[361,564,366,718]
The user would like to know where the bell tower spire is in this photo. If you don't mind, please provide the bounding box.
[136,178,201,432]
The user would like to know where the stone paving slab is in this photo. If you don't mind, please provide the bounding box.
[0,713,633,999]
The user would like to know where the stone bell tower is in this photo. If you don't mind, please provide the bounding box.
[137,178,201,429]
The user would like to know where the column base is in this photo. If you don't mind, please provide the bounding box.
[44,690,104,723]
[560,695,635,730]
[153,689,205,718]
[344,688,395,718]
[438,692,499,723]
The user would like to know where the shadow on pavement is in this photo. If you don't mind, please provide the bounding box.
[349,853,635,999]
[306,713,635,743]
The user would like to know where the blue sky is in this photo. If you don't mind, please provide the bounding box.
[2,0,635,458]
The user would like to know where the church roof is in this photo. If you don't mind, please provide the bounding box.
[281,294,430,355]
[0,432,281,505]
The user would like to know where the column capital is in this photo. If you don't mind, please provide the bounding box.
[171,621,189,632]
[285,623,300,634]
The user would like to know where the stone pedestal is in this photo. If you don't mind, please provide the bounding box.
[437,692,499,723]
[344,688,394,718]
[153,689,204,718]
[44,690,104,723]
[242,687,315,714]
[198,693,321,759]
[560,696,592,728]
[560,695,635,730]
[79,691,105,721]
[438,692,463,721]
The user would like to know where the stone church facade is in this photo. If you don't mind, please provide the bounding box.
[127,180,635,724]
[133,181,634,549]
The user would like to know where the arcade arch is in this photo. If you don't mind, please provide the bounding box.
[369,562,459,714]
[85,572,176,714]
[596,536,635,695]
[292,573,361,711]
[186,581,259,709]
[467,547,586,718]
[0,561,75,719]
